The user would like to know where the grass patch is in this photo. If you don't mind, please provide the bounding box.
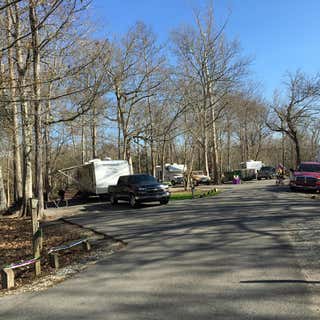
[170,189,220,201]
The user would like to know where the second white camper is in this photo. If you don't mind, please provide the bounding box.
[156,163,186,185]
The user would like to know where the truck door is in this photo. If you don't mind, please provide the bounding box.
[118,176,129,200]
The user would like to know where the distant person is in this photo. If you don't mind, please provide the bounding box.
[276,164,285,185]
[233,175,241,184]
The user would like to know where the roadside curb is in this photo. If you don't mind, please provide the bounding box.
[60,217,128,247]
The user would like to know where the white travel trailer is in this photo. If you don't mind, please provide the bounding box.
[156,163,186,185]
[239,160,263,180]
[60,159,130,196]
[240,160,263,171]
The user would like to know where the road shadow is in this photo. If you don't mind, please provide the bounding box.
[240,279,320,284]
[2,185,320,320]
[265,184,319,195]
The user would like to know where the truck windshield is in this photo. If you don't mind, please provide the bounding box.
[129,175,158,184]
[298,163,320,172]
[261,166,274,171]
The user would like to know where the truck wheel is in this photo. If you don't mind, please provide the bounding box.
[171,180,176,186]
[129,194,137,208]
[160,198,169,205]
[110,194,118,205]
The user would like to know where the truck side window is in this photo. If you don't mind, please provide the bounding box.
[128,176,136,184]
[118,177,125,186]
[120,176,129,185]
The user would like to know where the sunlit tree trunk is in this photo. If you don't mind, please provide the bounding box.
[44,84,52,200]
[29,0,44,217]
[13,2,33,216]
[81,116,86,164]
[91,103,97,159]
[6,3,22,203]
[0,166,7,213]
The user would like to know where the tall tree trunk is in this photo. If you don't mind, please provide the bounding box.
[81,116,86,164]
[137,142,141,173]
[169,142,173,164]
[144,143,149,173]
[14,2,33,216]
[44,84,52,200]
[91,103,97,159]
[244,111,249,160]
[281,131,285,167]
[218,128,223,178]
[122,134,133,173]
[125,139,133,174]
[210,102,220,184]
[20,91,33,216]
[239,128,245,163]
[122,134,127,161]
[160,139,166,182]
[6,4,22,203]
[254,137,262,161]
[117,115,121,160]
[150,141,156,177]
[204,57,219,183]
[186,145,195,191]
[147,96,156,176]
[0,166,7,213]
[227,119,231,171]
[6,158,11,206]
[29,0,44,217]
[293,134,301,166]
[203,129,209,176]
[116,91,122,160]
[201,108,209,176]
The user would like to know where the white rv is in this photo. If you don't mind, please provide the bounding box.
[60,159,130,196]
[156,163,186,185]
[240,160,263,180]
[240,160,263,171]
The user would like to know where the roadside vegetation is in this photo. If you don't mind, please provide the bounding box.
[0,217,123,293]
[170,189,219,201]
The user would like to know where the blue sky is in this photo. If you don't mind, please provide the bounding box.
[90,0,320,101]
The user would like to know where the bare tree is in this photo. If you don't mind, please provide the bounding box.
[5,1,22,202]
[106,22,166,173]
[171,3,249,183]
[268,71,320,166]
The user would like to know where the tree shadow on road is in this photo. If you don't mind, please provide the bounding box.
[19,188,319,320]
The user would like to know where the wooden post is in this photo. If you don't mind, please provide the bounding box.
[30,198,41,276]
[1,268,15,289]
[49,253,59,269]
[82,240,91,251]
[191,182,195,199]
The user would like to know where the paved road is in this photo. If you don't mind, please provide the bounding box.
[1,181,320,319]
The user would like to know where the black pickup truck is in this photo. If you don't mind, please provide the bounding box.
[108,174,170,207]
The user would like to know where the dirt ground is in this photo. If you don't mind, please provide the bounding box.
[0,217,124,294]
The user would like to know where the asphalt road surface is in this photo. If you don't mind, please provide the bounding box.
[1,180,320,319]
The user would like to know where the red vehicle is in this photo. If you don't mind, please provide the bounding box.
[290,162,320,192]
